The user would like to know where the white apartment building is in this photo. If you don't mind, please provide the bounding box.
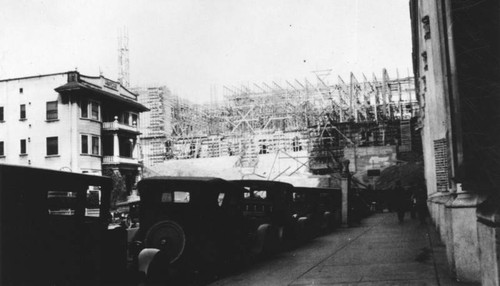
[0,71,148,197]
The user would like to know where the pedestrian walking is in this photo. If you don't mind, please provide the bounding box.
[410,192,417,219]
[414,183,428,224]
[393,181,411,223]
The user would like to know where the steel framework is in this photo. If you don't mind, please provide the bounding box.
[164,69,417,161]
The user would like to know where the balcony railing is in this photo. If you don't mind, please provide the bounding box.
[102,121,140,134]
[102,156,140,165]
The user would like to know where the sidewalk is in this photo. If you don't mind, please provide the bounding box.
[210,213,479,286]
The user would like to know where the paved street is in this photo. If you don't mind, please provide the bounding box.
[210,213,479,286]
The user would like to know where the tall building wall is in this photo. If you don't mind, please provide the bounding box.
[135,85,172,166]
[411,0,500,283]
[411,0,452,195]
[136,86,172,138]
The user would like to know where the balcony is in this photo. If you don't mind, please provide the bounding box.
[102,121,140,134]
[102,156,140,166]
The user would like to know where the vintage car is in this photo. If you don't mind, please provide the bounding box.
[114,198,140,228]
[133,176,251,283]
[292,187,342,235]
[113,199,141,247]
[230,180,310,251]
[0,164,128,286]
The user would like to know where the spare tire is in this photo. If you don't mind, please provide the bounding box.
[145,220,186,264]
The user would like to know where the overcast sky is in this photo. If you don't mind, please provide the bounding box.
[0,0,412,102]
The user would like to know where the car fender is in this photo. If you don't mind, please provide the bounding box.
[297,216,309,226]
[323,211,332,224]
[251,223,271,255]
[324,211,332,219]
[320,211,332,229]
[137,248,160,275]
[295,216,310,240]
[296,216,310,231]
[268,224,283,252]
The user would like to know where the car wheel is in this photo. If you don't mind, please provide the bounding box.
[144,220,186,264]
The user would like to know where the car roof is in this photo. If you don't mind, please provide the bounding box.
[138,176,232,196]
[142,176,226,183]
[0,163,111,186]
[293,187,341,192]
[230,180,294,189]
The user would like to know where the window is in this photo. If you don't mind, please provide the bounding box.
[218,193,225,207]
[292,137,302,152]
[91,102,99,120]
[81,100,100,121]
[161,192,173,203]
[81,135,88,154]
[174,191,190,203]
[0,141,4,156]
[161,191,190,203]
[293,192,305,202]
[254,190,267,199]
[91,136,99,155]
[81,100,88,118]
[46,101,58,120]
[422,15,431,40]
[47,191,76,216]
[123,112,130,125]
[0,106,3,121]
[85,186,101,217]
[68,72,78,82]
[132,113,138,125]
[119,137,133,157]
[20,139,26,154]
[46,137,58,155]
[20,104,26,119]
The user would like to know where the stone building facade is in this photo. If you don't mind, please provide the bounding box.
[410,0,500,284]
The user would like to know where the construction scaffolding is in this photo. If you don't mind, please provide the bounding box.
[151,69,418,173]
[220,69,416,132]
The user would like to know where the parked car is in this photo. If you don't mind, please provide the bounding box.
[292,187,341,235]
[133,177,250,283]
[114,199,140,228]
[231,180,309,250]
[0,164,128,286]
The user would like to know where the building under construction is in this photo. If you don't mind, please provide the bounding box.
[139,69,419,174]
[134,86,173,166]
